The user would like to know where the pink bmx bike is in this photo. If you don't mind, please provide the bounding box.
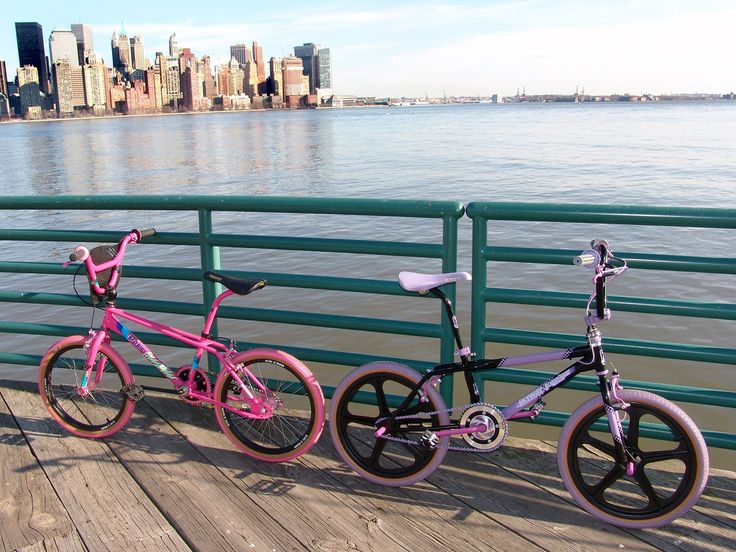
[39,228,325,462]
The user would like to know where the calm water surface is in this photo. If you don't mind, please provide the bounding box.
[2,102,735,466]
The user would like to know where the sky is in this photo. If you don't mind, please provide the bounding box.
[2,0,734,98]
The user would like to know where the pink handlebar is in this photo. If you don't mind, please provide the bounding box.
[68,228,156,295]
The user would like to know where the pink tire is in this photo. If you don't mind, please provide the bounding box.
[213,348,324,462]
[558,389,709,528]
[329,361,449,486]
[38,335,136,438]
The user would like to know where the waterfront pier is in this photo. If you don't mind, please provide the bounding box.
[1,379,734,552]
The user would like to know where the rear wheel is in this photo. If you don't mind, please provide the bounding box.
[214,349,324,462]
[38,336,136,438]
[558,389,709,528]
[329,362,449,486]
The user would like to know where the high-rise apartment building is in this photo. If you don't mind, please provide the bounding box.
[83,57,108,112]
[52,57,85,114]
[244,60,259,96]
[230,44,252,65]
[169,33,179,58]
[111,32,120,69]
[294,43,319,94]
[15,22,51,94]
[130,35,145,69]
[71,23,94,65]
[49,30,79,66]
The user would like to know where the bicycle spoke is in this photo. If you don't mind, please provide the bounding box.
[634,468,662,510]
[589,463,625,498]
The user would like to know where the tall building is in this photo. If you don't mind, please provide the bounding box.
[230,43,251,65]
[111,32,120,69]
[252,41,266,94]
[169,33,179,58]
[15,22,51,94]
[269,57,282,96]
[282,56,305,97]
[83,57,108,112]
[201,55,216,99]
[52,60,74,114]
[117,30,132,73]
[294,43,319,94]
[317,48,332,90]
[49,30,79,66]
[17,65,42,115]
[71,23,94,65]
[0,59,8,99]
[130,35,145,69]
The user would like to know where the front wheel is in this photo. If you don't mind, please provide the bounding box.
[558,389,709,528]
[213,348,324,462]
[329,362,450,486]
[38,335,136,438]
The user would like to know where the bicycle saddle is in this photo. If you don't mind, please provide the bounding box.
[204,271,267,295]
[398,271,472,292]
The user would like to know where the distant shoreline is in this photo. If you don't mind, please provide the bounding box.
[1,97,732,125]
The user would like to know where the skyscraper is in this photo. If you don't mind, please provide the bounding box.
[0,59,8,99]
[230,44,252,65]
[282,56,305,97]
[294,43,319,94]
[49,30,79,66]
[71,23,94,65]
[117,30,132,73]
[317,48,332,90]
[17,65,42,115]
[269,57,282,96]
[15,22,51,94]
[252,41,266,94]
[169,33,179,58]
[130,35,145,70]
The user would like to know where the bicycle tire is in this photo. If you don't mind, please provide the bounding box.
[329,361,449,486]
[213,348,324,462]
[38,335,136,438]
[558,389,709,528]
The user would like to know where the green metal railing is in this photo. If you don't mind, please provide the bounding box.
[467,202,736,450]
[0,195,464,400]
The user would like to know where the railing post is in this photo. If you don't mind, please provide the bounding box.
[470,213,488,359]
[199,208,222,371]
[438,214,459,403]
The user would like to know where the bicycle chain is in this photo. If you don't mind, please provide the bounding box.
[375,402,503,452]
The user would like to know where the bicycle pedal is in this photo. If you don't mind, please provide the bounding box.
[122,383,145,402]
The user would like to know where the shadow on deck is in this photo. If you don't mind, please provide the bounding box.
[1,379,734,552]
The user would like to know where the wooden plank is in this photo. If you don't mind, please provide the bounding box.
[0,390,84,552]
[14,531,88,552]
[503,437,736,552]
[145,393,540,552]
[1,380,191,552]
[426,438,658,552]
[104,394,309,552]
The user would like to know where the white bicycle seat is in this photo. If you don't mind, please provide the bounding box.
[398,271,472,292]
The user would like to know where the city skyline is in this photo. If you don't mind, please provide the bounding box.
[2,0,735,97]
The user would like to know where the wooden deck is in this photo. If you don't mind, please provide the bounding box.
[1,379,734,552]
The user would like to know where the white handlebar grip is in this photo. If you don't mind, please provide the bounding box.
[72,245,90,262]
[573,250,600,268]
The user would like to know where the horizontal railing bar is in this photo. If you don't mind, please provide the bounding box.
[0,230,445,258]
[481,328,736,365]
[2,195,466,218]
[0,294,440,337]
[483,288,736,320]
[0,264,413,296]
[467,202,736,228]
[484,247,736,274]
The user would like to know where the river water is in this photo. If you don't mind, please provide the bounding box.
[2,101,735,467]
